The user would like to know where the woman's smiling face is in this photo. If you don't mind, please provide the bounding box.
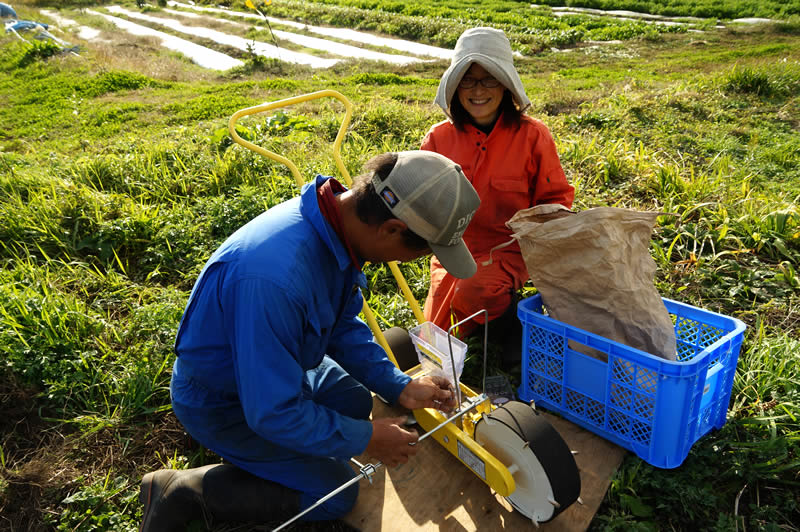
[456,63,506,127]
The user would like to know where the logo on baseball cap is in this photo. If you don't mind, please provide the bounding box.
[372,151,480,279]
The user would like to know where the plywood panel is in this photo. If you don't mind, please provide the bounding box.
[344,396,625,531]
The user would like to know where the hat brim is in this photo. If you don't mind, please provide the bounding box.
[430,239,477,279]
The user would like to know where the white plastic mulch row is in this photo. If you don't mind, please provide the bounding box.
[162,7,423,65]
[545,5,772,28]
[42,1,454,71]
[166,0,453,60]
[106,5,337,68]
[86,8,243,70]
[39,9,102,40]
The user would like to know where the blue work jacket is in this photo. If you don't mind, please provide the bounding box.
[172,175,411,459]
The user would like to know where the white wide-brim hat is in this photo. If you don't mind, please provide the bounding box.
[435,27,531,118]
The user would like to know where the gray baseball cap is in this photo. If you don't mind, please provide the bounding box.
[372,151,480,279]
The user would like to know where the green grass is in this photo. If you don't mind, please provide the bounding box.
[1,1,799,530]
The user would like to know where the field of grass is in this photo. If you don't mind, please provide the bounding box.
[1,0,799,530]
[189,0,800,53]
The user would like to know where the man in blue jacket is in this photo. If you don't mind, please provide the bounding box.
[139,151,481,531]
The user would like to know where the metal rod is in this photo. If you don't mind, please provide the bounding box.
[273,462,378,532]
[272,395,488,532]
[447,309,488,407]
[413,393,488,445]
[481,313,488,396]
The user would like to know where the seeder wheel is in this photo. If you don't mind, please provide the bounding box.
[474,401,581,524]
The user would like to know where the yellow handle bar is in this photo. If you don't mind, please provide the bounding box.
[227,90,424,363]
[228,90,354,188]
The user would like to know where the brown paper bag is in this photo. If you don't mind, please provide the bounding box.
[506,206,677,362]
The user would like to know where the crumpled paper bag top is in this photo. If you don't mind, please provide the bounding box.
[508,205,677,361]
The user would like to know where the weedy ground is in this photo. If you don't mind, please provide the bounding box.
[1,1,799,531]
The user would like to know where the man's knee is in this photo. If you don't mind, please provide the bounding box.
[300,462,359,520]
[325,380,372,420]
[315,482,359,519]
[350,385,373,420]
[333,376,373,420]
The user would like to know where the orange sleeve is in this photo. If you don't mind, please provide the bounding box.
[528,122,574,209]
[420,126,436,152]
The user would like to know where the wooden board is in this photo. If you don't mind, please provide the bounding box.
[344,396,626,531]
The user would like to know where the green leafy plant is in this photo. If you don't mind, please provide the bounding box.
[6,40,62,68]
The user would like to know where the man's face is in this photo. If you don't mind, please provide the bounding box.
[361,219,431,265]
[372,241,431,264]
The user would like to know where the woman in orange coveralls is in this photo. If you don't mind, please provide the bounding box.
[422,27,574,340]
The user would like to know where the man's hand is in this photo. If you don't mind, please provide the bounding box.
[365,417,419,467]
[397,376,456,412]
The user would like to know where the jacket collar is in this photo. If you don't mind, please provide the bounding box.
[300,175,366,279]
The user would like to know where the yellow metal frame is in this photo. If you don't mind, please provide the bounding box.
[228,90,514,497]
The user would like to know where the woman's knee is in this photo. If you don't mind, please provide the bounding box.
[453,282,513,318]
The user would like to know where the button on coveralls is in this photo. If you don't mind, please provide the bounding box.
[170,176,411,520]
[421,114,574,336]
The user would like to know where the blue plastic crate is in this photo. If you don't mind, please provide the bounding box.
[517,294,746,468]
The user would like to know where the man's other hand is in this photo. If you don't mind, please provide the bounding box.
[397,376,456,412]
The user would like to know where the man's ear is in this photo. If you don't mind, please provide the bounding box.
[378,218,409,238]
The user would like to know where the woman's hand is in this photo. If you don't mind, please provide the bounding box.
[397,375,456,412]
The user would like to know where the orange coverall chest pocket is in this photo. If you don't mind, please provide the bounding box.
[485,176,530,226]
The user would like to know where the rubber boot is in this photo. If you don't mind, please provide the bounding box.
[139,463,300,532]
[202,463,300,525]
[139,464,211,532]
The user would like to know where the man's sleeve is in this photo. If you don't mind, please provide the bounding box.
[222,277,373,458]
[327,286,411,404]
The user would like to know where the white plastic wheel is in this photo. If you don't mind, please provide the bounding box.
[474,401,580,523]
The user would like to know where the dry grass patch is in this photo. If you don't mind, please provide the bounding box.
[90,36,223,83]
